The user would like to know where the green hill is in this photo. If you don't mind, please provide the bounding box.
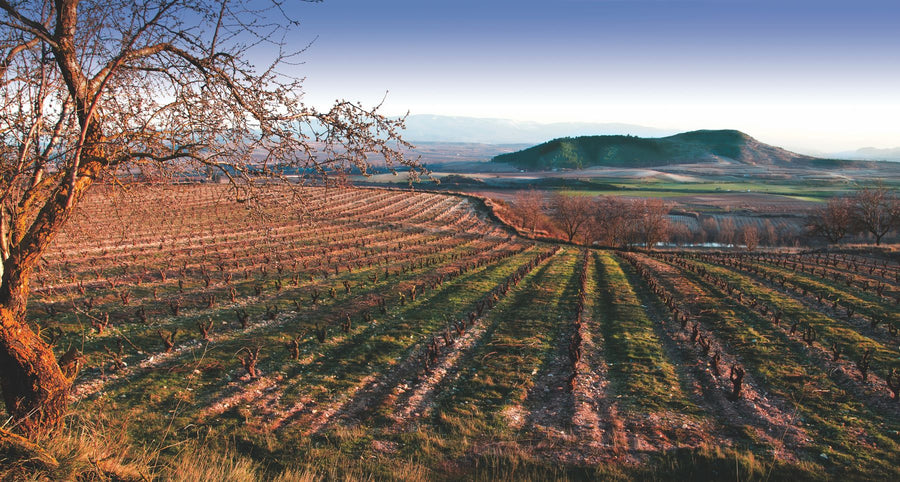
[491,129,852,170]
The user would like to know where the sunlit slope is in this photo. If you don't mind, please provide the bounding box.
[492,130,862,170]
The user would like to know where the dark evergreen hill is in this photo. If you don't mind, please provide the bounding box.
[491,129,858,170]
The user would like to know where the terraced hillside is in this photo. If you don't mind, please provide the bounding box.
[19,184,900,479]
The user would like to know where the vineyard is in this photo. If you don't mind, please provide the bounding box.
[19,184,900,479]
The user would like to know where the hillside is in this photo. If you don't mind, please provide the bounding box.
[492,129,858,170]
[14,184,900,480]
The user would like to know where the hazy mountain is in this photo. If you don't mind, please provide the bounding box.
[402,114,676,144]
[830,147,900,162]
[492,130,861,170]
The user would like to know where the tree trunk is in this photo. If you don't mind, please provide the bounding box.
[0,192,87,437]
[0,122,104,437]
[0,305,72,437]
[0,207,71,437]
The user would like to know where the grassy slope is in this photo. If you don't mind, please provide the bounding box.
[491,130,856,170]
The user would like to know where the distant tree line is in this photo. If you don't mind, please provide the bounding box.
[807,185,899,246]
[511,190,778,249]
[510,191,675,248]
[508,185,898,250]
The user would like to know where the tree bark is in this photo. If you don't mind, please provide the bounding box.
[0,132,103,437]
[0,305,71,437]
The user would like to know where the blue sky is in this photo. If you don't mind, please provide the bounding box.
[270,0,900,152]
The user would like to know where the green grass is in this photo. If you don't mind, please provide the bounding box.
[430,248,580,437]
[638,253,900,477]
[559,180,856,200]
[691,257,899,373]
[82,245,543,444]
[593,252,696,413]
[740,257,898,327]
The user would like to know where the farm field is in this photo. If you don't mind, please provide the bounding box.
[17,184,900,480]
[356,163,900,248]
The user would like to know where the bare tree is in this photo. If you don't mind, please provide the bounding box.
[807,197,853,244]
[631,198,671,249]
[550,193,592,242]
[668,221,692,247]
[0,0,421,436]
[852,186,898,246]
[740,225,759,252]
[762,219,778,246]
[511,189,545,234]
[588,196,633,248]
[701,217,718,244]
[717,217,736,247]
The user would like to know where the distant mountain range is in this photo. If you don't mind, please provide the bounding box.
[830,147,900,162]
[402,114,676,144]
[492,130,861,170]
[401,115,897,162]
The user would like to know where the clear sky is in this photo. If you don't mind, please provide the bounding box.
[272,0,899,152]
